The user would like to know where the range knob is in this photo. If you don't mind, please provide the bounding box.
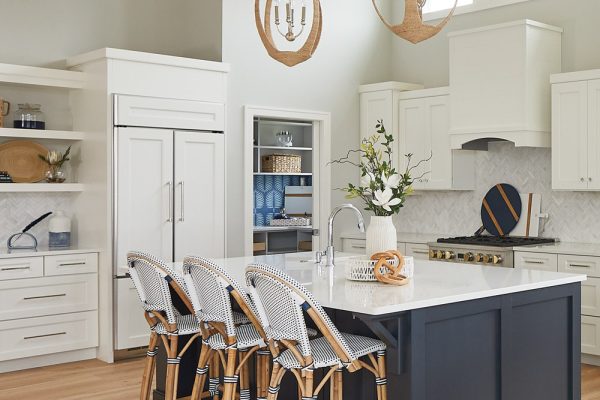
[444,251,455,260]
[475,253,485,263]
[429,249,437,259]
[436,250,444,259]
[463,252,474,262]
[482,254,493,263]
[493,255,503,265]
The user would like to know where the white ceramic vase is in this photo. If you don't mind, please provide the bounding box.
[366,216,397,256]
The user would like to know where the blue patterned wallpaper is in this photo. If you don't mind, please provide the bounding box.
[254,175,312,226]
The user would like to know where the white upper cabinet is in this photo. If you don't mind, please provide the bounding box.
[360,82,423,172]
[551,70,600,190]
[397,88,475,191]
[449,20,562,149]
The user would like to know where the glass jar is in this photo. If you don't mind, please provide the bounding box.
[14,103,46,130]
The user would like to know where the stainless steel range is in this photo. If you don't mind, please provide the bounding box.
[428,236,556,268]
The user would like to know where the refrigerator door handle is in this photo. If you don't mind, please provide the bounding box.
[179,181,185,222]
[166,181,173,222]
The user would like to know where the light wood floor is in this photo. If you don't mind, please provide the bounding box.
[2,359,600,399]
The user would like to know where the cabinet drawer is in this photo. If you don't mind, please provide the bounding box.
[558,254,600,277]
[0,257,43,281]
[0,274,98,321]
[0,311,98,361]
[514,252,558,272]
[341,239,407,255]
[406,243,430,260]
[44,253,98,276]
[582,316,600,356]
[342,239,366,254]
[582,277,600,317]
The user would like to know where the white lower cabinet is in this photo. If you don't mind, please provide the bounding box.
[405,243,430,260]
[582,278,600,317]
[0,311,98,362]
[582,315,600,356]
[514,251,558,272]
[0,251,99,368]
[115,278,150,350]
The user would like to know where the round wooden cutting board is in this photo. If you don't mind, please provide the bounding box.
[0,140,49,183]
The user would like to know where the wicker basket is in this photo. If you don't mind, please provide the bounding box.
[344,256,414,282]
[262,154,302,173]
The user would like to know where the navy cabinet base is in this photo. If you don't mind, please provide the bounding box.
[153,283,581,400]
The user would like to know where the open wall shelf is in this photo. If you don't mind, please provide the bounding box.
[0,63,86,89]
[0,128,85,141]
[0,183,84,193]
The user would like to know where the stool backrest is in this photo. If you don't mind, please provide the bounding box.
[245,263,356,366]
[183,256,265,340]
[127,251,193,326]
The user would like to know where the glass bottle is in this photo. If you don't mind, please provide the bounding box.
[14,103,46,130]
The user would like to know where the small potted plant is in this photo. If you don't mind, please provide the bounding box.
[39,146,71,183]
[332,121,429,255]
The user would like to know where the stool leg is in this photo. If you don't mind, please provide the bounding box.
[239,351,251,400]
[209,352,220,400]
[222,348,239,400]
[165,335,179,400]
[376,350,388,400]
[303,369,314,400]
[256,350,270,400]
[191,342,212,400]
[267,362,286,400]
[140,332,158,400]
[333,369,342,400]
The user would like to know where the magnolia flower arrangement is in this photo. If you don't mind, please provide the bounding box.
[333,121,428,216]
[39,146,71,183]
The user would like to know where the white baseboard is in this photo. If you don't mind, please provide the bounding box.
[582,353,600,367]
[0,348,98,373]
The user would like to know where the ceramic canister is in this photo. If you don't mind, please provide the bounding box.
[48,211,71,247]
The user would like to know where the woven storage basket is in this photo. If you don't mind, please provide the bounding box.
[261,154,302,173]
[344,256,414,282]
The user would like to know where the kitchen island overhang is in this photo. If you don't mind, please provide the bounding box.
[150,254,585,400]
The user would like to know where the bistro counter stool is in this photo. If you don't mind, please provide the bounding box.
[183,256,271,400]
[245,263,388,400]
[127,251,215,400]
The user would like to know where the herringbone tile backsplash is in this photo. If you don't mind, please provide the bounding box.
[0,193,73,248]
[2,141,599,248]
[397,141,600,243]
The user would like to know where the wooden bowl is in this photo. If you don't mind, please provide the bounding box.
[0,140,49,183]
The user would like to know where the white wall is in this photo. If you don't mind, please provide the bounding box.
[391,0,600,87]
[0,0,222,66]
[222,0,393,256]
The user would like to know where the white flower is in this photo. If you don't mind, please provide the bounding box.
[372,188,402,212]
[48,150,60,165]
[360,172,375,187]
[381,173,401,189]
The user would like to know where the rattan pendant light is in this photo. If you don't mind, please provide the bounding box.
[372,0,458,44]
[254,0,322,67]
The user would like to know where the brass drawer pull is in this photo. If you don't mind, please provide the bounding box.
[1,266,31,271]
[58,262,86,267]
[412,250,429,254]
[24,294,67,301]
[524,260,545,264]
[24,332,66,340]
[351,245,366,249]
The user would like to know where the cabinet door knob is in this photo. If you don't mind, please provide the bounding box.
[590,177,593,182]
[581,177,585,182]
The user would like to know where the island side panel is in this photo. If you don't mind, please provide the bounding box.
[411,283,580,400]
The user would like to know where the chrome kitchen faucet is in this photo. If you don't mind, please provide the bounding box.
[316,204,365,268]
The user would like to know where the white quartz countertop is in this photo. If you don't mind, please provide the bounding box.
[340,231,447,244]
[146,252,585,316]
[514,242,600,257]
[0,246,100,259]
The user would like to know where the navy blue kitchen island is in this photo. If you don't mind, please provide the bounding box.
[153,254,584,400]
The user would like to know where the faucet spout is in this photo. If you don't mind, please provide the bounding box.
[317,204,365,268]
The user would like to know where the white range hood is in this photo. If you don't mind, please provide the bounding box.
[448,20,563,150]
